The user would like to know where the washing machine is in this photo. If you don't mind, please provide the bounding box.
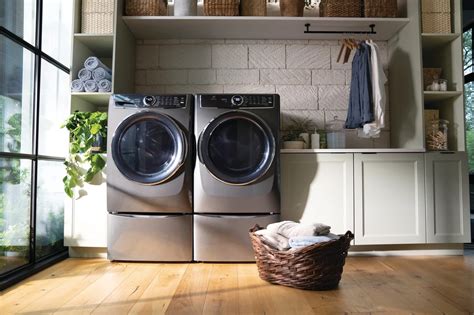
[107,94,194,261]
[194,94,280,261]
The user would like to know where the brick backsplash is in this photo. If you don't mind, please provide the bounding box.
[135,39,390,148]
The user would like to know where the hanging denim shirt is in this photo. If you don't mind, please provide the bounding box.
[345,43,374,129]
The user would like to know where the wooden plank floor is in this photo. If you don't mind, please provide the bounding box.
[0,256,473,314]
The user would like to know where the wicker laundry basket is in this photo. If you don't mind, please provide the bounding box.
[125,0,168,16]
[249,225,354,290]
[364,0,397,18]
[240,0,266,16]
[421,0,451,33]
[81,0,114,34]
[204,0,240,16]
[320,0,362,17]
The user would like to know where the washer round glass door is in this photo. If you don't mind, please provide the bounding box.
[112,111,186,185]
[198,111,275,185]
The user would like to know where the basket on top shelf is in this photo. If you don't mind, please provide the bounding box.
[203,0,240,16]
[249,225,354,290]
[81,0,114,34]
[319,0,362,17]
[240,0,266,16]
[421,0,451,33]
[364,0,397,18]
[125,0,168,16]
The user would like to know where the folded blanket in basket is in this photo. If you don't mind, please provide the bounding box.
[289,234,339,248]
[84,56,111,73]
[267,221,331,238]
[92,67,112,82]
[78,68,92,82]
[71,79,84,92]
[255,229,290,251]
[98,79,112,92]
[84,80,98,92]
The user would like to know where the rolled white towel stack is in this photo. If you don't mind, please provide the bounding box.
[71,56,112,93]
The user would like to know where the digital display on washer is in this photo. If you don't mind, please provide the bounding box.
[113,94,188,108]
[200,94,275,108]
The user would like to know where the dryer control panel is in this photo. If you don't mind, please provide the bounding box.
[199,94,276,108]
[113,94,189,108]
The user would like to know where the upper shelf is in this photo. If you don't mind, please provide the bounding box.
[74,34,114,56]
[421,33,461,50]
[122,16,410,40]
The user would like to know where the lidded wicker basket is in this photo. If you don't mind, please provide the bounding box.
[364,0,397,17]
[319,0,362,17]
[240,0,266,16]
[421,0,451,33]
[125,0,168,16]
[249,225,354,290]
[81,0,114,34]
[204,0,240,16]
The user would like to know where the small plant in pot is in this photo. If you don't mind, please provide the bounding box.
[280,0,313,17]
[282,117,312,149]
[62,111,107,199]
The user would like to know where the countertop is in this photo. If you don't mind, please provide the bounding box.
[280,148,427,153]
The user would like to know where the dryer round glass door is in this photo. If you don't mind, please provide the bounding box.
[112,111,187,185]
[198,111,275,185]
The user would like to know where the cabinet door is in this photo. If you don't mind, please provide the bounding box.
[354,153,426,245]
[281,153,354,235]
[425,152,471,243]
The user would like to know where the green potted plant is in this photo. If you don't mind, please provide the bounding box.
[62,111,108,198]
[282,117,312,149]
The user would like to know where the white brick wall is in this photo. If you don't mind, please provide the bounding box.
[135,39,390,148]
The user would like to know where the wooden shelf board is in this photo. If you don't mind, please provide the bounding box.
[122,16,410,40]
[421,33,461,50]
[423,91,463,102]
[71,92,112,106]
[74,34,114,56]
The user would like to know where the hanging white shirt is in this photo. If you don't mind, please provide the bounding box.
[358,40,388,138]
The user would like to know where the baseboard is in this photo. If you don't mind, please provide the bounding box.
[69,247,107,258]
[348,243,465,256]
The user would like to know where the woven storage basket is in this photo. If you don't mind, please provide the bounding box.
[320,0,362,17]
[125,0,168,16]
[204,0,240,16]
[421,0,451,33]
[249,225,354,290]
[423,68,442,89]
[364,0,397,17]
[81,0,114,34]
[240,0,266,16]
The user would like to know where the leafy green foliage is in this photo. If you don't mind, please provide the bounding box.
[282,117,312,142]
[62,111,107,198]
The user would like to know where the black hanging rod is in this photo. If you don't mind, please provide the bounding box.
[304,23,376,35]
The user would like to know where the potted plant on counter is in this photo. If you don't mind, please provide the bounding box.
[282,117,312,149]
[62,111,107,199]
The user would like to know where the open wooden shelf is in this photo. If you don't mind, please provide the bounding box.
[74,34,114,56]
[421,33,461,50]
[423,91,463,102]
[122,16,410,40]
[71,92,112,107]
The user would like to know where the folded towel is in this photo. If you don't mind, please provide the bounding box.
[71,79,84,92]
[97,79,112,92]
[255,229,290,251]
[92,67,112,82]
[84,80,98,92]
[289,234,339,248]
[267,221,331,238]
[78,68,92,82]
[84,56,111,72]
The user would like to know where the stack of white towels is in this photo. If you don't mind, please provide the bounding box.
[255,221,338,251]
[71,56,112,93]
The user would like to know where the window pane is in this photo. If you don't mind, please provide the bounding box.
[0,0,36,45]
[38,59,70,158]
[35,160,65,259]
[42,0,73,67]
[0,158,31,274]
[465,81,474,173]
[0,35,34,154]
[464,29,473,76]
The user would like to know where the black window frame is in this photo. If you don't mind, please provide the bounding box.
[0,0,70,290]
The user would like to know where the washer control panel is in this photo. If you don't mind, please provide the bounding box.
[113,94,189,108]
[200,94,276,108]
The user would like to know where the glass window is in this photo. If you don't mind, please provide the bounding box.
[465,81,474,173]
[41,0,73,67]
[35,160,65,259]
[0,35,34,154]
[0,0,36,45]
[464,29,473,76]
[38,59,70,158]
[0,158,31,274]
